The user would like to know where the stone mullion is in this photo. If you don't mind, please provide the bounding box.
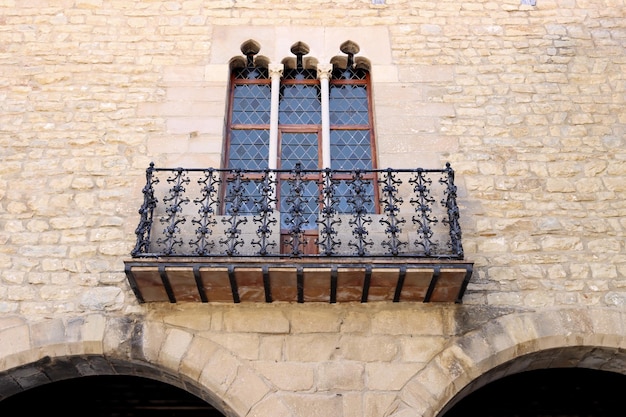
[317,63,333,169]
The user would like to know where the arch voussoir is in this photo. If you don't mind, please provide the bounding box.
[395,308,626,417]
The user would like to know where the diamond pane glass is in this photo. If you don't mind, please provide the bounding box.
[334,179,376,214]
[233,66,269,80]
[280,132,319,170]
[232,84,271,125]
[329,84,369,125]
[279,84,321,125]
[283,68,318,81]
[330,130,372,170]
[224,180,263,215]
[228,130,269,170]
[332,67,368,80]
[280,180,319,230]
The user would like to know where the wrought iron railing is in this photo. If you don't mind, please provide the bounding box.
[131,163,464,259]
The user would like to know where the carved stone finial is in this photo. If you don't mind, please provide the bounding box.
[339,41,360,56]
[240,39,261,56]
[290,41,310,57]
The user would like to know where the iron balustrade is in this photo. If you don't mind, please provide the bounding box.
[131,163,464,259]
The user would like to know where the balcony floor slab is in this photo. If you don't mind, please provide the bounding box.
[124,258,473,304]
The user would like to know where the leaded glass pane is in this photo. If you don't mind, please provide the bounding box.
[224,180,262,215]
[280,132,319,170]
[329,84,369,125]
[332,67,368,80]
[334,179,376,214]
[279,84,321,125]
[233,66,269,80]
[228,129,269,170]
[330,130,372,170]
[232,84,271,125]
[280,180,319,230]
[283,68,318,81]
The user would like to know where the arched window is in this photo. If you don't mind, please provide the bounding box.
[225,40,271,171]
[225,40,376,173]
[329,41,377,214]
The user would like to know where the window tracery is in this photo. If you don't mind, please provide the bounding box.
[224,40,377,253]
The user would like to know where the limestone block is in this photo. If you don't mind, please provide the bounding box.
[317,361,364,391]
[539,236,583,251]
[364,393,398,417]
[486,292,523,306]
[223,367,271,416]
[197,346,241,397]
[279,393,343,417]
[79,287,124,310]
[289,309,342,333]
[158,327,194,371]
[338,335,398,362]
[7,285,36,301]
[590,263,618,279]
[203,333,260,360]
[180,336,220,382]
[248,397,294,417]
[398,336,446,362]
[284,334,340,362]
[30,319,66,347]
[603,177,626,192]
[69,314,106,345]
[546,178,575,193]
[366,362,423,390]
[523,291,555,307]
[398,65,455,83]
[253,361,315,391]
[587,238,621,253]
[258,335,284,361]
[163,66,205,83]
[223,309,289,333]
[371,309,445,336]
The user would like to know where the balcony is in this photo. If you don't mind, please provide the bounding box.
[124,163,473,304]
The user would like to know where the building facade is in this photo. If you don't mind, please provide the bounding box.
[1,0,625,416]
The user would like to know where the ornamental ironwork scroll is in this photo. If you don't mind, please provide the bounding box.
[131,164,465,259]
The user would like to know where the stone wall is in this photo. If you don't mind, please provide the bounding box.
[1,306,624,417]
[0,0,625,414]
[2,0,624,315]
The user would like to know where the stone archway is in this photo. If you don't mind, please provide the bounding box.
[0,314,292,417]
[439,366,626,417]
[435,345,626,416]
[0,372,224,416]
[391,308,626,417]
[0,354,232,415]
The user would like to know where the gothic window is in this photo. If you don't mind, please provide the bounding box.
[329,43,377,214]
[224,40,376,253]
[225,40,270,171]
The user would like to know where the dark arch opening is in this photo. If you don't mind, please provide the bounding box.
[0,374,226,417]
[441,368,626,417]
